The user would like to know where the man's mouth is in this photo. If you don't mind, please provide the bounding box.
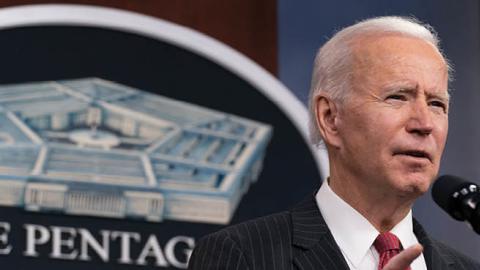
[394,150,432,162]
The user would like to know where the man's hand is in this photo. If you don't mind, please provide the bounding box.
[383,244,423,270]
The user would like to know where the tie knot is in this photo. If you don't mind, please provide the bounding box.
[374,232,402,253]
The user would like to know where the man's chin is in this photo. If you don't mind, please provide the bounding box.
[395,174,434,197]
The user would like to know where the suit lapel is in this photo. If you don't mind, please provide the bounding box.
[413,219,454,270]
[289,196,455,270]
[291,195,349,270]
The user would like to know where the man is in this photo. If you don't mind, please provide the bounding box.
[188,16,480,270]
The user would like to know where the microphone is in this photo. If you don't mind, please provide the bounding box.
[431,175,480,234]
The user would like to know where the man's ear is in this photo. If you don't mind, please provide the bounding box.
[314,95,341,147]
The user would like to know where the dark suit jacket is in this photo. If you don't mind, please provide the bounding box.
[188,195,480,270]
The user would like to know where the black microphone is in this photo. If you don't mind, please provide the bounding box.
[432,175,480,234]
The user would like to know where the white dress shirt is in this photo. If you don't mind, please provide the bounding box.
[315,180,427,270]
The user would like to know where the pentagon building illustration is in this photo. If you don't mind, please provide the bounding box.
[0,78,272,224]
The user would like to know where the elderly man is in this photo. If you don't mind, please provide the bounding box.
[187,16,480,270]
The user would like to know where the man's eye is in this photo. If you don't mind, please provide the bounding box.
[429,100,447,111]
[386,94,406,101]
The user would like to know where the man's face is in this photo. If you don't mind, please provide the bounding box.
[335,35,449,197]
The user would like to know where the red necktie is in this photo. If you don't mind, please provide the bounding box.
[373,232,411,270]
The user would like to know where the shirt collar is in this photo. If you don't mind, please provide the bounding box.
[391,210,416,250]
[315,180,415,268]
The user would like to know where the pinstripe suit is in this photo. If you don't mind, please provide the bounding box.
[188,195,480,270]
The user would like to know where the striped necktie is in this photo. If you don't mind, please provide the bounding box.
[373,232,411,270]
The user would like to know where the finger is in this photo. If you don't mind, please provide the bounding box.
[383,244,423,270]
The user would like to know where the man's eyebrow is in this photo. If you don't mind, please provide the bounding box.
[384,85,450,102]
[382,81,417,91]
[384,87,417,95]
[427,92,450,102]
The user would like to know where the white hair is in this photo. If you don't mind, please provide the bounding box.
[308,16,450,146]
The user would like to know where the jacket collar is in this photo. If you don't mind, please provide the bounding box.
[290,194,349,270]
[413,219,454,270]
[291,194,330,248]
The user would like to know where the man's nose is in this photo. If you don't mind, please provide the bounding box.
[405,102,434,136]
